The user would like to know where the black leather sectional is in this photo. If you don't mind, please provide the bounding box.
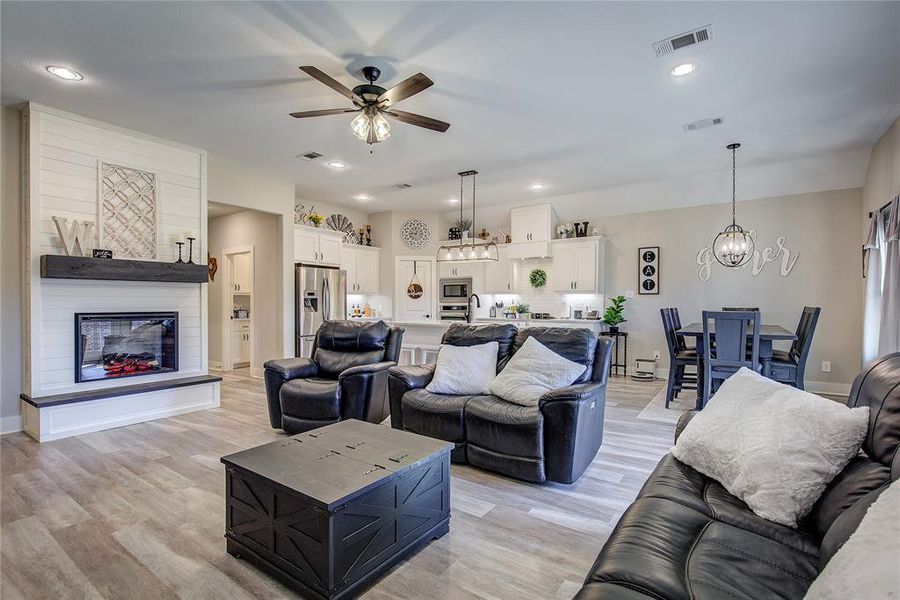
[388,323,613,484]
[263,320,404,434]
[575,352,900,599]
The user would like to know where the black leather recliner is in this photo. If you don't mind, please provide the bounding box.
[263,320,404,434]
[388,323,613,484]
[575,352,900,599]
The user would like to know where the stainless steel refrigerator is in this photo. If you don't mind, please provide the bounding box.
[295,264,347,357]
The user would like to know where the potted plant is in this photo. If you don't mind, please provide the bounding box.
[602,295,627,332]
[516,303,531,320]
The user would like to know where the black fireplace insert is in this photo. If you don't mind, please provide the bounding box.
[75,312,178,383]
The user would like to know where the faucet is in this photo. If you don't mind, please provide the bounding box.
[466,293,481,323]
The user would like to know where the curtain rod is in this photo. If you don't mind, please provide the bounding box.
[868,195,897,218]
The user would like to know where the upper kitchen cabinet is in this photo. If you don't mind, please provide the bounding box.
[342,245,380,294]
[507,204,557,259]
[481,246,517,293]
[294,226,343,267]
[551,237,605,293]
[438,260,484,290]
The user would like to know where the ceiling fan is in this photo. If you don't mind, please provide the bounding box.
[290,65,450,145]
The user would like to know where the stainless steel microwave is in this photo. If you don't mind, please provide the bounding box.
[439,277,472,303]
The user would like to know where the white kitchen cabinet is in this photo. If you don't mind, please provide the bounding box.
[507,204,558,259]
[510,204,556,243]
[551,237,605,293]
[231,324,251,367]
[293,226,343,266]
[232,253,252,293]
[481,247,517,293]
[342,246,381,294]
[438,260,484,290]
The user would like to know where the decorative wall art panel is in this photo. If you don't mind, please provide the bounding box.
[99,162,158,259]
[400,218,431,249]
[696,234,799,281]
[638,246,659,295]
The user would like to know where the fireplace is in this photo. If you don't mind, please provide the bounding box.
[75,312,178,383]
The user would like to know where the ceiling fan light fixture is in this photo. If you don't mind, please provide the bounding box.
[350,107,391,144]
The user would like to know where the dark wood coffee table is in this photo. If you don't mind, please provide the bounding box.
[221,419,453,600]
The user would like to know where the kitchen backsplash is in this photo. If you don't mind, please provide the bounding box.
[479,258,603,318]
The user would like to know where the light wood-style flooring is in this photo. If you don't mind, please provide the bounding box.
[0,369,674,600]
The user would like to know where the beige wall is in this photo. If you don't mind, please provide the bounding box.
[1,106,23,433]
[596,188,863,389]
[208,209,282,373]
[863,116,900,224]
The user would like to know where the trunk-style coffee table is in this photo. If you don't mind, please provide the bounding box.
[221,419,453,600]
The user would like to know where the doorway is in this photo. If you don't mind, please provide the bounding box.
[394,257,436,322]
[221,246,255,372]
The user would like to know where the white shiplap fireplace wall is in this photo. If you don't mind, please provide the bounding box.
[21,103,218,441]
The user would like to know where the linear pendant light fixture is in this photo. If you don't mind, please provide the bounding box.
[712,143,754,268]
[437,170,499,263]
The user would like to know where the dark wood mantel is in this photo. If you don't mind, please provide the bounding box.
[41,255,209,283]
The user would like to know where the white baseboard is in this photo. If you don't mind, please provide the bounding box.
[208,360,223,371]
[1,415,23,435]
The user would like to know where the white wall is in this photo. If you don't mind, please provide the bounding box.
[1,106,24,433]
[22,103,208,399]
[863,116,900,221]
[208,209,282,374]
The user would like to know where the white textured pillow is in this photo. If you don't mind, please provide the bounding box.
[671,367,869,527]
[489,336,586,406]
[804,480,900,599]
[426,341,498,395]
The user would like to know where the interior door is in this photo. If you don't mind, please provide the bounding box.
[397,259,433,321]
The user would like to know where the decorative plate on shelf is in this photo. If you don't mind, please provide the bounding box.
[325,213,356,243]
[400,218,431,249]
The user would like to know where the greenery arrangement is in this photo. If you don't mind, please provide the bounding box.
[516,303,531,315]
[602,295,627,328]
[307,212,324,227]
[529,268,547,288]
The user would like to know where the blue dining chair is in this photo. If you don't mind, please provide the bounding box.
[722,306,760,312]
[769,306,821,389]
[661,308,698,408]
[670,307,695,351]
[702,310,761,407]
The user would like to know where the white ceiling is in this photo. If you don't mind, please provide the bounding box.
[3,2,898,214]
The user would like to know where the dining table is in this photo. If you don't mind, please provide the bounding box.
[677,322,797,409]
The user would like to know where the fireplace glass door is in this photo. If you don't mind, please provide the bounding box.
[75,312,178,382]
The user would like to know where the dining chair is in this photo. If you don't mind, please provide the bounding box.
[769,306,821,389]
[670,307,695,351]
[661,308,698,408]
[722,306,760,312]
[702,310,761,407]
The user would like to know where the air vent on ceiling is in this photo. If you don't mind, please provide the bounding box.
[653,25,712,57]
[393,183,412,189]
[297,151,323,161]
[683,116,724,132]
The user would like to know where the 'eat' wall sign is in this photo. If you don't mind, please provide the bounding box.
[638,246,660,295]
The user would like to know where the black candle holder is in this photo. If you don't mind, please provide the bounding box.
[175,242,185,263]
[186,237,196,264]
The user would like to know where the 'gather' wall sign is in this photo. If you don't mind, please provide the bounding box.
[697,233,799,282]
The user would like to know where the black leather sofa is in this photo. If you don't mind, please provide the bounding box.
[388,323,613,484]
[263,320,403,434]
[575,352,900,599]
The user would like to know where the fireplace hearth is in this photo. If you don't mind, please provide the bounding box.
[75,312,178,383]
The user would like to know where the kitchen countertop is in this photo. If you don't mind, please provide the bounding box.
[348,317,606,328]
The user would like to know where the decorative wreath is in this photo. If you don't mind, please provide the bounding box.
[529,268,547,288]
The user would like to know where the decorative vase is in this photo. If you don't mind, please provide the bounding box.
[449,227,461,240]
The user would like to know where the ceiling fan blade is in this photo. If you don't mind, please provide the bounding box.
[383,109,450,132]
[299,66,364,105]
[289,108,360,119]
[376,73,434,106]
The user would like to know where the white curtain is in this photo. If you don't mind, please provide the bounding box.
[864,196,900,364]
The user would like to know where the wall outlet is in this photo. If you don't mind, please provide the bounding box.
[821,360,832,373]
[653,350,661,360]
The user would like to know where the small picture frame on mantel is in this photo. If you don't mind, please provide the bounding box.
[638,246,659,295]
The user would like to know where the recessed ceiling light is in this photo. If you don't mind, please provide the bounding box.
[529,183,546,191]
[446,197,459,204]
[670,63,697,77]
[326,160,347,169]
[354,193,371,202]
[46,65,83,81]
